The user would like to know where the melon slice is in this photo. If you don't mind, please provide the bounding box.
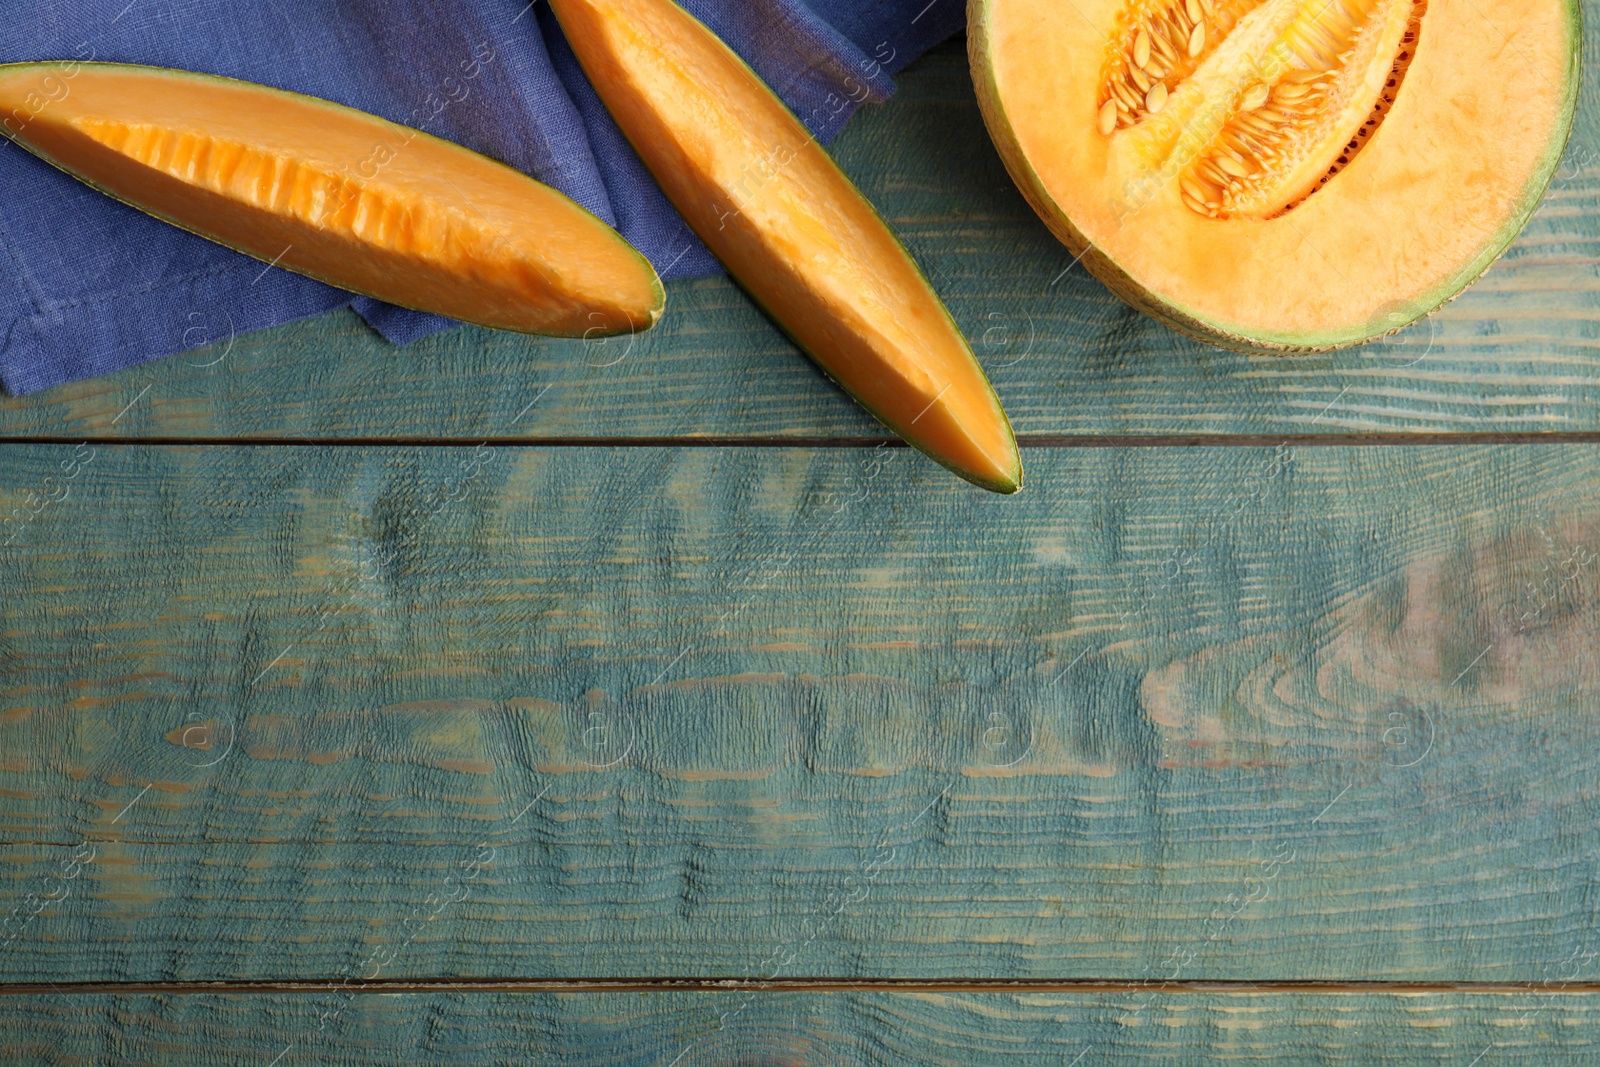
[971,0,1581,350]
[0,62,664,336]
[548,0,1023,494]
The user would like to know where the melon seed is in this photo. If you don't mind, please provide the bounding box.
[1151,26,1180,62]
[1145,82,1169,113]
[1179,173,1214,202]
[1180,189,1215,215]
[1215,152,1254,177]
[1199,159,1231,185]
[1098,98,1119,135]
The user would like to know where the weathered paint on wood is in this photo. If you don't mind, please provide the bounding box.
[4,990,1600,1064]
[3,37,1600,439]
[2,444,1597,983]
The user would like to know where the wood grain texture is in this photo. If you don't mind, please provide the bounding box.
[4,990,1600,1064]
[2,443,1598,984]
[3,32,1600,438]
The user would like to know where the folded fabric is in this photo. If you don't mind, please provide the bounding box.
[0,0,964,396]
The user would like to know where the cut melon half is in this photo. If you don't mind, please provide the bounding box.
[0,62,664,336]
[549,0,1023,494]
[970,0,1581,350]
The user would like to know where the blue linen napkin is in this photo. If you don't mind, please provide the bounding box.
[0,0,964,395]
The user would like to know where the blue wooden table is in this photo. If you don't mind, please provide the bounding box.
[4,34,1600,1064]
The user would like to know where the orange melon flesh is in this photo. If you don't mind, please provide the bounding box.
[971,0,1581,350]
[548,0,1023,493]
[0,63,664,336]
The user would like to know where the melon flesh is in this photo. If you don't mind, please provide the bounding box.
[549,0,1023,494]
[971,0,1581,350]
[0,63,664,336]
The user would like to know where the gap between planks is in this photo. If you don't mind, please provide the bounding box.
[5,432,1600,448]
[7,979,1600,997]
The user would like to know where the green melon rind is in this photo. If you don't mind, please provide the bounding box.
[0,61,666,337]
[967,0,1584,354]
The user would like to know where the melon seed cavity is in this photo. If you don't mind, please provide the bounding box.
[1099,0,1427,219]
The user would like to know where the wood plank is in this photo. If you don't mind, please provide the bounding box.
[4,989,1600,1064]
[2,35,1599,438]
[2,443,1598,983]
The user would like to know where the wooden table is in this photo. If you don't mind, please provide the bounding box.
[4,36,1600,1064]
